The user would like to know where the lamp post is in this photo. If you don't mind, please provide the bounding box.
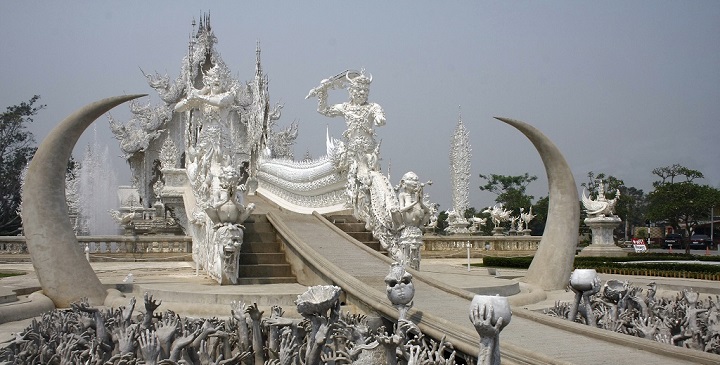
[712,206,716,252]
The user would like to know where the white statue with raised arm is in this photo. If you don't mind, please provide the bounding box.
[306,70,385,175]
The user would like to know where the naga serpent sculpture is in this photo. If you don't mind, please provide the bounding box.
[21,95,145,308]
[494,117,580,291]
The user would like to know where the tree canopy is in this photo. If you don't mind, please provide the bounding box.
[478,172,537,214]
[646,164,720,253]
[0,96,44,235]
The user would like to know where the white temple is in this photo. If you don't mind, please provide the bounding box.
[111,16,434,282]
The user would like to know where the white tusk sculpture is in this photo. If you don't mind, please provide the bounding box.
[494,117,580,290]
[21,94,146,308]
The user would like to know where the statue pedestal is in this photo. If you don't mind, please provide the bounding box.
[579,216,627,257]
[446,220,470,235]
[492,227,505,236]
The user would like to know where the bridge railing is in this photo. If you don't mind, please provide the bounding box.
[423,235,540,252]
[0,236,192,255]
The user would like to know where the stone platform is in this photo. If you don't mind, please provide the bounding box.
[1,258,720,364]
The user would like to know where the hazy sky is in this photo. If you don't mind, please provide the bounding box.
[2,1,718,211]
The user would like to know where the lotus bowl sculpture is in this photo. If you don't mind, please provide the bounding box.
[295,285,342,316]
[603,280,628,303]
[470,295,512,330]
[569,269,598,291]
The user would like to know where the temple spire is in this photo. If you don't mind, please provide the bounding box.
[255,40,262,75]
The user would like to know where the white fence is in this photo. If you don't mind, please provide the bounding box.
[0,236,192,255]
[423,235,540,252]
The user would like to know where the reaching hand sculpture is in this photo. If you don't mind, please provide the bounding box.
[568,269,602,326]
[469,295,511,365]
[1,286,520,364]
[545,278,720,355]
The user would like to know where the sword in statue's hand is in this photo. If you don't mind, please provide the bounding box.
[305,70,359,99]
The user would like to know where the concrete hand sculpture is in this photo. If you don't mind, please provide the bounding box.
[470,295,511,365]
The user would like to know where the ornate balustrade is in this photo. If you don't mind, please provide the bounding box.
[423,235,540,252]
[0,236,192,256]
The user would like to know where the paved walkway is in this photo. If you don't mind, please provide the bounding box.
[271,209,719,365]
[1,257,719,363]
[1,200,719,363]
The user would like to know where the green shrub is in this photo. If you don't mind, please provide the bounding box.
[477,254,720,280]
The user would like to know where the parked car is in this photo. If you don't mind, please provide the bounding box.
[689,234,712,249]
[662,233,684,249]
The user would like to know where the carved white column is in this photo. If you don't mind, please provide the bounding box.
[447,114,471,234]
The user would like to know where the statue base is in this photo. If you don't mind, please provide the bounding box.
[492,227,505,236]
[446,222,470,235]
[578,216,627,257]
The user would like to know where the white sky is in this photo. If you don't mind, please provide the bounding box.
[1,1,719,211]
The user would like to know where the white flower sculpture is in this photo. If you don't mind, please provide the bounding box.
[295,285,342,316]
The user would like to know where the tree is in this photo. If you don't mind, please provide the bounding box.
[618,186,647,240]
[529,196,548,235]
[0,96,44,235]
[651,164,703,187]
[478,173,537,214]
[436,210,449,234]
[646,164,720,254]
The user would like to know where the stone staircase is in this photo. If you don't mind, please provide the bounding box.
[324,214,385,253]
[236,214,296,285]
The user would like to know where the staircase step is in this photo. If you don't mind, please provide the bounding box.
[238,264,293,277]
[241,241,282,253]
[243,231,277,244]
[244,214,270,224]
[346,232,374,242]
[235,277,297,285]
[363,241,383,251]
[326,214,358,223]
[239,252,287,265]
[325,215,386,254]
[334,222,367,232]
[233,212,297,284]
[244,222,275,233]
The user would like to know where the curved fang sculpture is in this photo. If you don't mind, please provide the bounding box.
[22,95,146,308]
[494,117,579,290]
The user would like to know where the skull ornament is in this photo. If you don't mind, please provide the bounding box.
[385,262,415,306]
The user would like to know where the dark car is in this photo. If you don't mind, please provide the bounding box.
[689,234,712,249]
[662,233,684,249]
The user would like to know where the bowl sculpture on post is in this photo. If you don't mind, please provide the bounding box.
[21,95,145,308]
[568,269,601,326]
[494,117,580,291]
[469,295,511,365]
